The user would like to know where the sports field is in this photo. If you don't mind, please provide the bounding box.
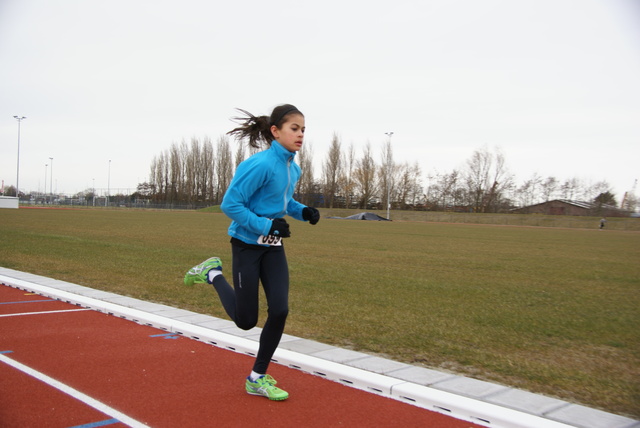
[1,207,638,418]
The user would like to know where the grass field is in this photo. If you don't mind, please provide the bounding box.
[1,207,639,418]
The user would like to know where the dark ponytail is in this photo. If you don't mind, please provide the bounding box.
[227,104,303,149]
[226,109,271,150]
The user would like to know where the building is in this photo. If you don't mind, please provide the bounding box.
[513,199,628,217]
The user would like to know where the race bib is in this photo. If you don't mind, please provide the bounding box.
[258,235,282,246]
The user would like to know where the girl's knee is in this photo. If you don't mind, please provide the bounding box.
[268,307,289,322]
[235,316,258,331]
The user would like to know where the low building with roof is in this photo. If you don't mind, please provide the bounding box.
[512,199,629,217]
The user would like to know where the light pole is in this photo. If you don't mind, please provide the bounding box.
[44,164,48,204]
[92,178,95,206]
[106,159,111,207]
[49,157,54,202]
[384,131,394,220]
[13,116,26,199]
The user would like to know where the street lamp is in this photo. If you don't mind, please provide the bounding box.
[49,157,53,201]
[13,116,26,199]
[384,131,394,220]
[44,164,48,203]
[106,159,111,207]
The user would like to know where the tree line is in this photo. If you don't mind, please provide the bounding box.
[133,134,630,213]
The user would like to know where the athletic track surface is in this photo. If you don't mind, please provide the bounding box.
[0,284,482,428]
[1,269,637,428]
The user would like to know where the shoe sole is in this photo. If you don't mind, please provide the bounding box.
[246,389,289,401]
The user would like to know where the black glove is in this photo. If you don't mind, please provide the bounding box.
[269,218,291,238]
[302,207,320,225]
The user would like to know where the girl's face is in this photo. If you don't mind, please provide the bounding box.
[271,114,305,153]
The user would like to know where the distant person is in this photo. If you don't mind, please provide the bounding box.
[183,104,320,401]
[600,217,606,229]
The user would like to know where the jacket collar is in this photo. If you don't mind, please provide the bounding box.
[270,140,296,162]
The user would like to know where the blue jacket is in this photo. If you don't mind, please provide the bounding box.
[221,140,306,246]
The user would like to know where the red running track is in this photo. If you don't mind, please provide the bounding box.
[0,284,482,427]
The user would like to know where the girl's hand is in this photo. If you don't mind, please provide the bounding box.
[269,218,291,237]
[302,207,320,225]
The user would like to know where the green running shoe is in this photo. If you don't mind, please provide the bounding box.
[245,375,289,401]
[183,257,222,286]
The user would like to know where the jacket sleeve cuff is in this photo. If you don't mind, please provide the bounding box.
[261,218,272,236]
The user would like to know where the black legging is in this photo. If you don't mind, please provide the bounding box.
[211,240,289,374]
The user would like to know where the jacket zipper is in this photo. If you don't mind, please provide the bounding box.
[283,156,292,212]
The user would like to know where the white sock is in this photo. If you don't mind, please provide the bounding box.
[207,269,221,283]
[249,371,264,381]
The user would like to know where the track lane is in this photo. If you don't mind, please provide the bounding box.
[1,285,482,427]
[0,354,134,428]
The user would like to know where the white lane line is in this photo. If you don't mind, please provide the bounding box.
[0,353,149,428]
[0,308,92,318]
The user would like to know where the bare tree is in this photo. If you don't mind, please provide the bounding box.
[354,143,378,209]
[168,142,184,203]
[464,147,491,211]
[486,148,513,212]
[296,141,315,206]
[161,150,170,202]
[587,180,613,202]
[380,138,394,214]
[340,143,356,208]
[398,161,423,209]
[431,170,459,210]
[322,133,342,208]
[620,180,638,212]
[200,137,215,202]
[540,176,558,201]
[396,162,411,209]
[560,177,582,200]
[185,137,200,203]
[463,146,512,212]
[149,153,165,202]
[234,141,245,169]
[215,135,233,203]
[518,173,543,207]
[412,162,425,207]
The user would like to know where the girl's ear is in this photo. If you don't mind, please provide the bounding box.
[270,125,280,140]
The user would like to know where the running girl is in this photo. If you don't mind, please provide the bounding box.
[184,104,320,401]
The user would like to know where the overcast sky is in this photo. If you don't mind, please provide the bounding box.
[1,0,639,202]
